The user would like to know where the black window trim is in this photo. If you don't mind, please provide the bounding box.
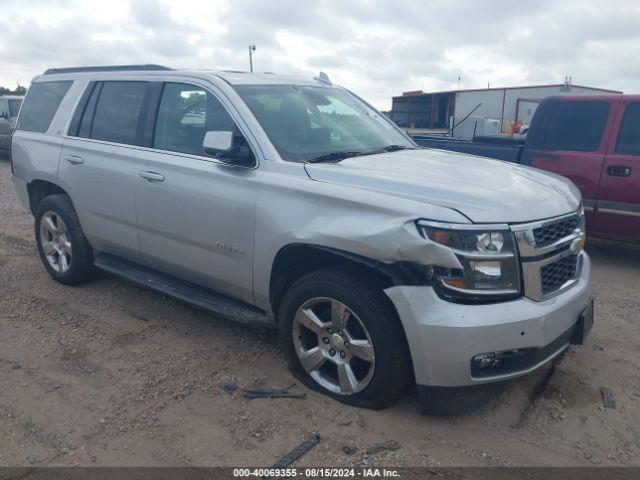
[85,82,103,139]
[615,102,640,156]
[68,81,97,137]
[146,80,258,168]
[70,81,103,140]
[141,81,164,148]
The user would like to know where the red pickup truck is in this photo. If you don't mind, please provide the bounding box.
[414,95,640,243]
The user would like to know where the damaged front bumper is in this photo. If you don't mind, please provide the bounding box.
[384,253,592,392]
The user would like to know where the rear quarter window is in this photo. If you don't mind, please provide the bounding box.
[543,101,610,152]
[16,81,72,133]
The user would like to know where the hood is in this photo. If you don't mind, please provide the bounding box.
[304,148,581,223]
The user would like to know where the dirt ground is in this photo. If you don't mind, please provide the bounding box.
[1,157,639,468]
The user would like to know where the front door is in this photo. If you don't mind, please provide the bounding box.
[134,82,258,304]
[596,100,640,241]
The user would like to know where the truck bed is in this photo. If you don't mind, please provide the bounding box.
[412,135,525,163]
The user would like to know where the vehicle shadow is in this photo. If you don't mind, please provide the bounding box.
[586,238,640,266]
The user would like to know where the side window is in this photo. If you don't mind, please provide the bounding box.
[90,81,147,145]
[154,83,237,156]
[9,99,22,117]
[615,103,640,155]
[544,101,610,152]
[16,81,72,133]
[0,100,8,119]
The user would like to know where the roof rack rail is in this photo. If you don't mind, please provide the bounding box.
[43,64,173,75]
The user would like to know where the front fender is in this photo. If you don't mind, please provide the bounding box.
[252,171,469,310]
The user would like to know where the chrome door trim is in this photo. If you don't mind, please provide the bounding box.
[596,200,640,218]
[582,198,596,212]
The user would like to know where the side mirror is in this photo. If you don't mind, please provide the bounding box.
[203,131,233,156]
[202,131,254,167]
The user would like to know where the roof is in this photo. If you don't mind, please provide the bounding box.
[37,65,328,87]
[394,83,623,99]
[211,70,324,86]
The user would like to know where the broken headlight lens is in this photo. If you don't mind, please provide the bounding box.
[419,221,521,300]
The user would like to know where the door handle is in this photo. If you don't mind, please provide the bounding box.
[64,155,84,165]
[139,171,165,182]
[607,165,632,177]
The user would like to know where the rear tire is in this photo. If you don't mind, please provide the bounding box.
[278,266,412,409]
[34,194,96,285]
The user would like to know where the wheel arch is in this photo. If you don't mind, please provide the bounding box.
[268,243,427,317]
[275,249,417,407]
[27,179,69,215]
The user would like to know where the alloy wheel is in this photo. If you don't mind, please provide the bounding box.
[39,211,72,273]
[292,297,375,395]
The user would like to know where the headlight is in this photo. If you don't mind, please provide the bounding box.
[418,221,521,301]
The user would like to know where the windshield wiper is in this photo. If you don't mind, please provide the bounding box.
[378,144,415,152]
[306,151,364,163]
[352,145,416,157]
[306,145,416,164]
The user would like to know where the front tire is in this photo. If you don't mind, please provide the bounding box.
[278,266,412,409]
[34,194,96,285]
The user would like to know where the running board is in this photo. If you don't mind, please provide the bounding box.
[94,253,272,327]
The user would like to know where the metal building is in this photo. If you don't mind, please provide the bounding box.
[391,80,622,136]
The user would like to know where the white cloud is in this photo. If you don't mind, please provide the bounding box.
[0,0,638,109]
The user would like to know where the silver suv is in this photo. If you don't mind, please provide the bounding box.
[11,65,593,414]
[0,95,23,152]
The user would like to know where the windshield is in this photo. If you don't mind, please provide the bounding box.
[234,85,414,162]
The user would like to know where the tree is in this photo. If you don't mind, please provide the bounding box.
[0,84,27,95]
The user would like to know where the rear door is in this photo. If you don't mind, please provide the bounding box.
[59,80,151,262]
[595,99,640,241]
[528,98,616,229]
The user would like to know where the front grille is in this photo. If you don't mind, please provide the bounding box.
[514,210,584,300]
[533,216,579,247]
[540,255,578,294]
